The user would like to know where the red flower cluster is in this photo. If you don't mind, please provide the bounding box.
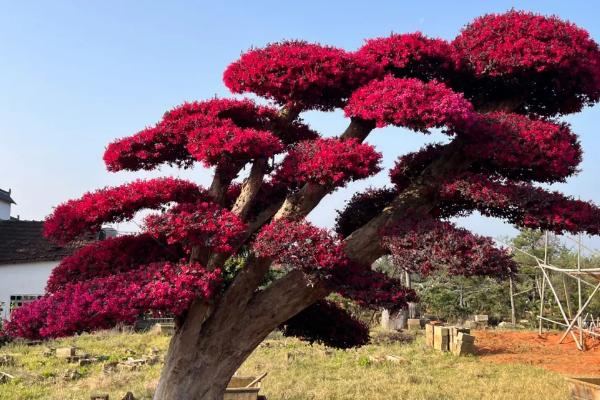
[280,300,370,349]
[465,112,581,183]
[5,262,222,339]
[253,219,346,275]
[332,262,416,312]
[439,174,600,235]
[187,125,283,167]
[223,41,380,111]
[355,32,457,82]
[273,138,382,189]
[46,234,182,293]
[334,187,397,237]
[44,178,204,244]
[382,218,515,277]
[104,99,316,172]
[453,10,600,115]
[145,201,246,254]
[345,76,474,132]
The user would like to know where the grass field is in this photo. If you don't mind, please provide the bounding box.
[0,329,570,400]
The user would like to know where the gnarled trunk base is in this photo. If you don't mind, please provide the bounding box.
[154,267,329,400]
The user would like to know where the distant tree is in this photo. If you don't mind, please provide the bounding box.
[5,10,600,399]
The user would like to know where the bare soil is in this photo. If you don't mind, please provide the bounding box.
[475,329,600,376]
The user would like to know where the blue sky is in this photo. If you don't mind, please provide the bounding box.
[1,1,600,247]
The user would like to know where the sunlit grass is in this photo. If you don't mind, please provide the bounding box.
[0,330,569,399]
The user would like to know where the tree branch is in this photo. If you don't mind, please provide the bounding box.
[231,158,268,220]
[343,136,473,264]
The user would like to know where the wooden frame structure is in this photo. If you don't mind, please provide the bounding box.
[501,232,600,351]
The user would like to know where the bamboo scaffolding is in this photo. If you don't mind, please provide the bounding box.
[498,232,600,351]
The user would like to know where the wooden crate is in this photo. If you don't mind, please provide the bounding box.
[567,377,600,400]
[224,376,262,400]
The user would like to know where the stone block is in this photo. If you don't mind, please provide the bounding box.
[407,319,421,331]
[433,326,449,351]
[56,347,76,359]
[425,324,434,348]
[449,327,471,346]
[457,333,475,344]
[453,340,477,356]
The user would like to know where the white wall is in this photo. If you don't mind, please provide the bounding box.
[0,201,10,220]
[0,261,56,320]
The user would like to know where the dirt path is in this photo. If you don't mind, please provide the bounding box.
[474,330,600,376]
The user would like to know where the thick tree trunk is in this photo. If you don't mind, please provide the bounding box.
[153,263,329,400]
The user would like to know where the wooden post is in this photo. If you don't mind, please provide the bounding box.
[562,275,572,319]
[539,231,548,334]
[509,275,516,325]
[577,234,585,351]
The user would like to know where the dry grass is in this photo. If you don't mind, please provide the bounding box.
[0,329,569,399]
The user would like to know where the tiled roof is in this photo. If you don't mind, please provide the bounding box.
[0,220,78,265]
[0,189,16,204]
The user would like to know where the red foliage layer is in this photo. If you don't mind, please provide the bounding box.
[224,41,380,111]
[273,138,381,189]
[253,219,346,275]
[345,76,474,131]
[440,174,600,235]
[44,178,204,244]
[465,112,581,183]
[144,201,246,254]
[355,32,457,82]
[46,234,182,293]
[382,218,515,277]
[389,144,445,191]
[5,262,221,339]
[104,99,316,172]
[335,187,398,237]
[453,10,600,115]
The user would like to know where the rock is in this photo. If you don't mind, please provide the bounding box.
[42,348,55,357]
[385,355,407,363]
[56,347,76,359]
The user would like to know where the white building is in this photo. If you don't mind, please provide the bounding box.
[0,189,115,320]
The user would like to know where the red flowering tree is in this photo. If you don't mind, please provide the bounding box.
[6,10,600,399]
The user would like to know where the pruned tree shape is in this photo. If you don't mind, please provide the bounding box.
[5,10,600,400]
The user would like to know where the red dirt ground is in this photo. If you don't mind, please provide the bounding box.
[474,330,600,376]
